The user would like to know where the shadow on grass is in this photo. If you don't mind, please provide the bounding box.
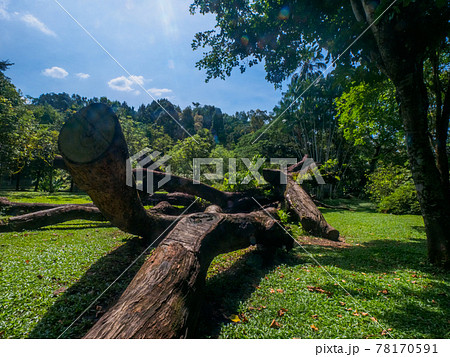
[196,237,449,338]
[411,226,426,234]
[29,236,149,339]
[196,248,305,338]
[28,229,449,339]
[313,238,449,338]
[320,198,377,213]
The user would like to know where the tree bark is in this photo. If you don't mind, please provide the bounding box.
[354,0,450,267]
[135,168,240,208]
[84,208,291,339]
[58,103,170,242]
[262,169,339,240]
[54,103,294,338]
[0,196,94,215]
[0,205,106,232]
[394,65,450,267]
[143,192,205,209]
[433,62,450,195]
[0,200,190,233]
[135,168,279,212]
[34,170,41,192]
[15,172,20,191]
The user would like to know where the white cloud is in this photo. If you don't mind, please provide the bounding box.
[168,60,175,70]
[108,76,134,92]
[42,66,68,79]
[0,0,10,19]
[125,0,135,10]
[21,14,56,37]
[129,75,145,86]
[108,75,146,92]
[76,73,90,79]
[147,88,172,97]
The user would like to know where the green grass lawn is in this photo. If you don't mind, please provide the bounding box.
[0,190,92,204]
[0,192,448,339]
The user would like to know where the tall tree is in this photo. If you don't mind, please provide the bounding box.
[190,0,450,267]
[181,106,196,135]
[335,79,406,187]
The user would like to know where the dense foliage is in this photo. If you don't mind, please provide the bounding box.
[366,165,420,215]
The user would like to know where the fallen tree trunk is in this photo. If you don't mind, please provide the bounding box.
[0,201,190,232]
[0,193,202,217]
[84,207,291,339]
[136,168,281,212]
[135,168,241,208]
[263,169,340,241]
[54,103,325,338]
[143,192,205,210]
[0,197,94,215]
[0,205,106,232]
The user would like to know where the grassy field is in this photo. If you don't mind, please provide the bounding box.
[0,192,448,339]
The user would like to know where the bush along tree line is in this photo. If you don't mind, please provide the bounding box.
[1,47,448,210]
[1,0,449,268]
[2,60,443,209]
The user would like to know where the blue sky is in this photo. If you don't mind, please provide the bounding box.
[0,0,286,114]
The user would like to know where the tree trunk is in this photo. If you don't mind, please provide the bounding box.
[394,66,450,267]
[58,103,169,241]
[84,208,291,339]
[0,196,94,215]
[143,192,205,210]
[354,0,450,267]
[136,168,281,212]
[263,169,339,241]
[49,168,54,193]
[54,103,328,338]
[135,168,241,208]
[0,205,106,232]
[434,74,450,195]
[15,172,20,191]
[0,199,190,232]
[34,170,41,192]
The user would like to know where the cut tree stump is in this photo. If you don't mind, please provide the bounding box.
[58,103,169,241]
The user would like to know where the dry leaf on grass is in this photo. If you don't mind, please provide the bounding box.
[270,319,280,329]
[229,314,241,323]
[307,286,332,297]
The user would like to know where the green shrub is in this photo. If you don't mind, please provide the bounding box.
[378,181,421,215]
[277,209,291,225]
[366,164,410,202]
[366,164,420,215]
